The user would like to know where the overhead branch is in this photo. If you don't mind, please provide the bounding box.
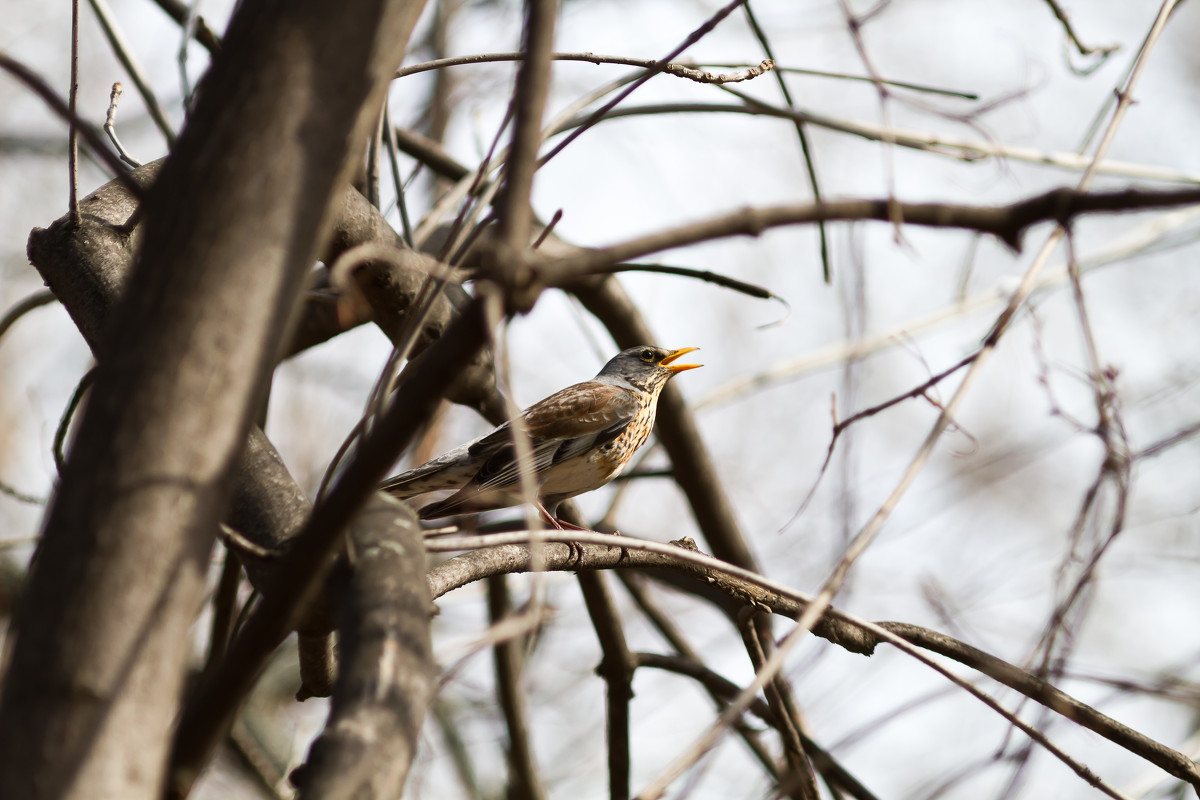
[539,187,1200,281]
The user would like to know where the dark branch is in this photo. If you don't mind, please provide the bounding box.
[540,187,1200,280]
[292,496,435,799]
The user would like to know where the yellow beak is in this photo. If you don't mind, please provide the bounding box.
[661,347,702,373]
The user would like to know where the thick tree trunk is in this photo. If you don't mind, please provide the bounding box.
[0,0,428,797]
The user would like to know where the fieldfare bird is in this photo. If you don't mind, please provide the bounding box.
[381,345,702,524]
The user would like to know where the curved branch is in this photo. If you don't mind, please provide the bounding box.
[0,290,57,343]
[541,187,1200,280]
[425,533,1200,790]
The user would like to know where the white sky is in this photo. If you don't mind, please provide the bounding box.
[4,1,1200,797]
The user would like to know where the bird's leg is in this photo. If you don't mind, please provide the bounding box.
[537,504,587,564]
[541,508,631,564]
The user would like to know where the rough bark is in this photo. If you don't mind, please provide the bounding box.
[292,496,436,800]
[0,0,428,797]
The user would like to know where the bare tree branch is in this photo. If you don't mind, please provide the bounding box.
[487,576,547,800]
[738,611,817,800]
[427,533,1200,791]
[291,495,435,800]
[579,571,635,800]
[0,0,431,795]
[168,295,489,797]
[395,51,774,84]
[540,187,1200,280]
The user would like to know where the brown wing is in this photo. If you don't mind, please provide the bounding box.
[521,381,640,440]
[469,381,639,454]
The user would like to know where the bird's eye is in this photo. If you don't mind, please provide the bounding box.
[640,349,655,362]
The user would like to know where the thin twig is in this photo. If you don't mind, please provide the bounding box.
[0,483,43,505]
[53,368,96,476]
[787,352,977,523]
[738,611,817,800]
[598,262,781,302]
[743,2,830,282]
[1134,420,1200,460]
[553,97,1200,185]
[1043,0,1119,59]
[0,290,57,343]
[69,0,81,223]
[537,0,749,169]
[396,51,774,85]
[709,61,977,99]
[381,97,414,247]
[201,551,241,680]
[836,0,902,238]
[103,83,142,168]
[88,0,177,144]
[0,53,145,199]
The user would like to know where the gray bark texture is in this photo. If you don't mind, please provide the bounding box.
[0,0,429,797]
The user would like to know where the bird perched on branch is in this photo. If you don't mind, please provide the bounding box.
[381,345,702,525]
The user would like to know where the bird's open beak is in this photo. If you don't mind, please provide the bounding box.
[661,347,702,373]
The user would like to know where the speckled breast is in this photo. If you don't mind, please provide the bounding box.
[596,394,655,472]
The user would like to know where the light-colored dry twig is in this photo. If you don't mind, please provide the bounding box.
[396,51,774,85]
[103,83,142,168]
[88,0,177,144]
[0,53,145,197]
[558,96,1200,185]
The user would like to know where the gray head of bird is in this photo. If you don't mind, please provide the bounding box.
[595,346,702,392]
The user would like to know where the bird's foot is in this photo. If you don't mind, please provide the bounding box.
[611,531,631,564]
[538,511,587,564]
